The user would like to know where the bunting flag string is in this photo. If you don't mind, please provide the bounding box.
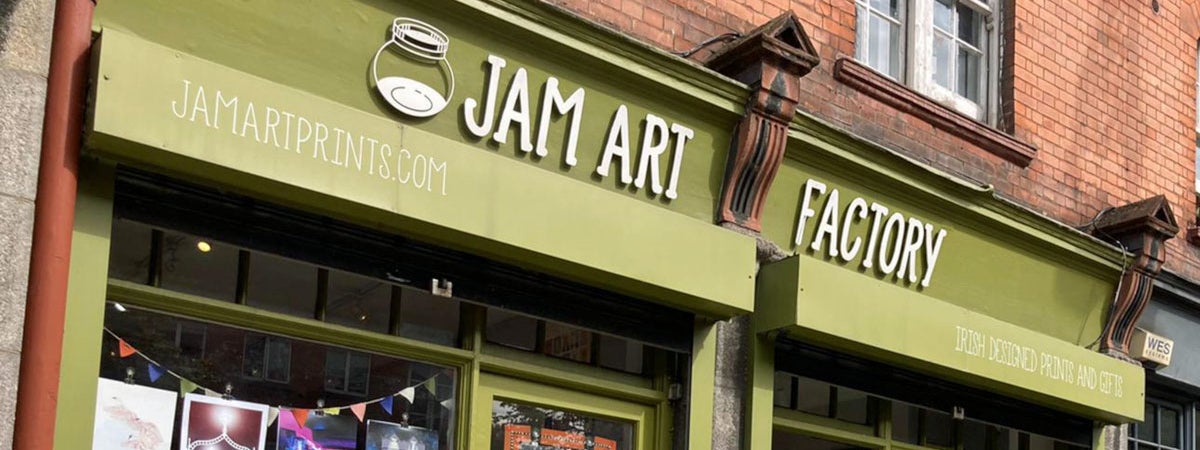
[102,327,450,418]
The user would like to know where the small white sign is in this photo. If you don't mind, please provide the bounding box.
[1131,328,1173,367]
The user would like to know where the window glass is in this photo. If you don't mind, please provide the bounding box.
[892,401,920,444]
[1138,403,1157,442]
[856,0,905,79]
[1161,407,1180,448]
[773,429,870,450]
[543,322,593,364]
[398,288,460,346]
[924,409,955,447]
[794,377,832,416]
[597,334,644,374]
[159,229,238,301]
[486,309,538,351]
[325,269,391,333]
[774,372,794,409]
[491,399,633,450]
[835,387,871,425]
[246,252,317,319]
[100,304,457,448]
[108,219,153,283]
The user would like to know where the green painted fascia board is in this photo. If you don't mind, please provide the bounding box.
[87,28,756,317]
[787,115,1127,277]
[468,0,1128,277]
[756,255,1145,423]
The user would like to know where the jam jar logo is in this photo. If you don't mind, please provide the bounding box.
[371,17,455,118]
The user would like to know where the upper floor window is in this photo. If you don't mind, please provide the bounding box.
[855,0,996,121]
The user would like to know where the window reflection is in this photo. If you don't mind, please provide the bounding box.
[490,400,632,450]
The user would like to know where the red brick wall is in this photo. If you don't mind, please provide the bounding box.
[546,0,1200,280]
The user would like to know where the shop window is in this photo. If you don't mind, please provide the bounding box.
[774,373,874,426]
[100,171,692,450]
[1131,400,1185,450]
[247,251,318,319]
[160,229,240,301]
[100,305,457,447]
[242,335,291,383]
[485,308,654,375]
[324,348,371,396]
[773,371,1089,450]
[397,288,460,347]
[490,399,634,450]
[326,269,392,333]
[108,218,153,283]
[854,0,999,121]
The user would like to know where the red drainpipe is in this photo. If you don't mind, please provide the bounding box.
[14,0,95,448]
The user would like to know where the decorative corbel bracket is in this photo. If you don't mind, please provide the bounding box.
[1089,195,1179,357]
[704,13,819,238]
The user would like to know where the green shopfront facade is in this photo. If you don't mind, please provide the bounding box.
[51,0,1144,449]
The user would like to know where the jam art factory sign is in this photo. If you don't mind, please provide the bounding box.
[165,16,700,201]
[793,178,949,288]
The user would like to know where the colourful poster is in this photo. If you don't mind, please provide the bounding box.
[92,378,178,450]
[366,420,439,450]
[501,424,617,450]
[179,393,269,450]
[277,408,360,450]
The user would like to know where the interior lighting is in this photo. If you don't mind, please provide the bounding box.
[196,241,212,253]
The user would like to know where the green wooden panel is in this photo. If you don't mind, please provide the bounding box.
[53,160,115,450]
[88,28,756,317]
[757,256,1145,423]
[91,0,744,221]
[761,134,1121,344]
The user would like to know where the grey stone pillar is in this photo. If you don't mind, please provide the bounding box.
[0,0,54,446]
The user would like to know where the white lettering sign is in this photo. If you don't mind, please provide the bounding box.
[170,80,449,196]
[953,325,1125,398]
[794,178,948,287]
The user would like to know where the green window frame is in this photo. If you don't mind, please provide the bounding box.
[55,161,711,450]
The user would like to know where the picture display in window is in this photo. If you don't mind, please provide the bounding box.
[100,304,457,448]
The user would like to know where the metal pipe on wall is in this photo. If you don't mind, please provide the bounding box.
[13,0,95,448]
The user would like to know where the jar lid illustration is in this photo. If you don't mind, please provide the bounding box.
[371,17,455,118]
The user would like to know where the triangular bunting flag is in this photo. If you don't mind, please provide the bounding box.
[422,377,437,395]
[118,340,136,358]
[294,409,310,428]
[350,403,366,422]
[381,395,394,415]
[268,407,280,426]
[440,398,455,411]
[398,387,416,404]
[204,388,221,398]
[179,378,198,397]
[324,408,341,416]
[147,364,164,383]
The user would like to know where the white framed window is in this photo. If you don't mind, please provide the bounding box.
[855,0,998,121]
[1193,42,1199,193]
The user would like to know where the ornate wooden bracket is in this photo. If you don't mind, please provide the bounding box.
[1089,195,1179,357]
[704,13,819,232]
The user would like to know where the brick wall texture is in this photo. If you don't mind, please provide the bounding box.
[546,0,1200,281]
